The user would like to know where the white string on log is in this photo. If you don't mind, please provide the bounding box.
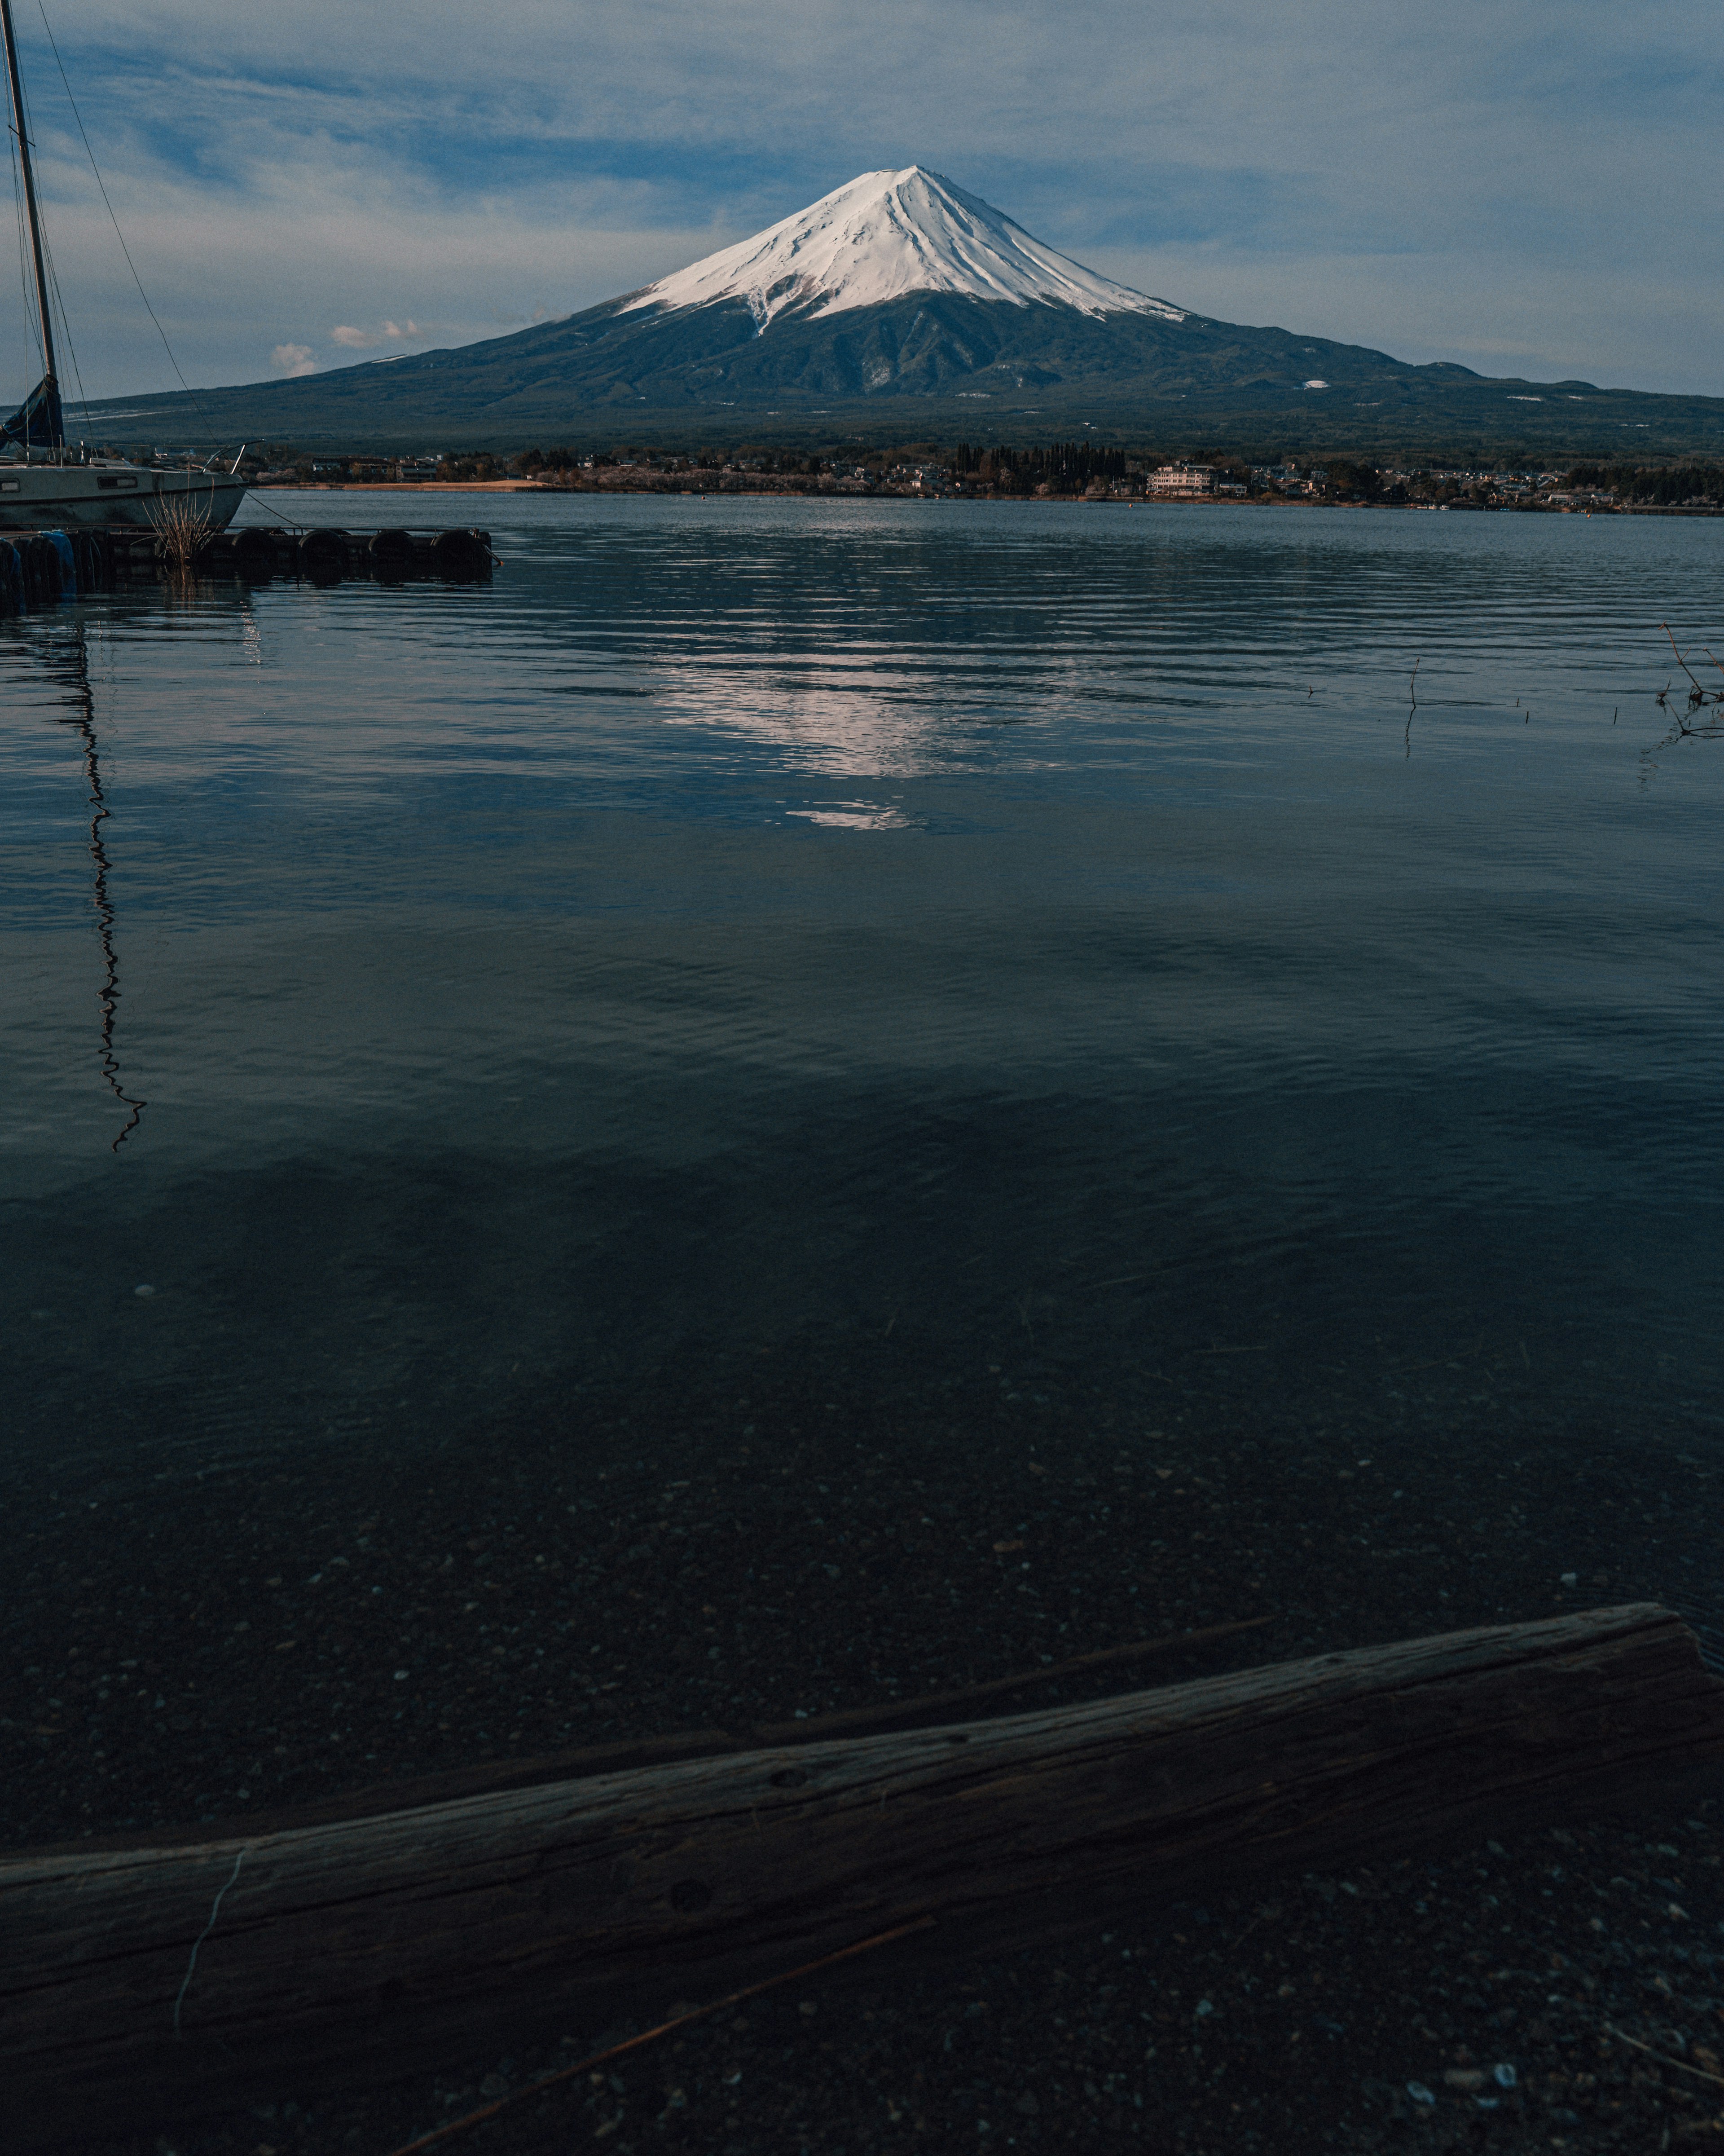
[172,1847,246,2037]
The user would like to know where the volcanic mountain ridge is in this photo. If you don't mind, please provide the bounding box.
[86,167,1724,457]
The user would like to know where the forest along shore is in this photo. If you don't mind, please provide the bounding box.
[261,475,1724,512]
[237,448,1724,511]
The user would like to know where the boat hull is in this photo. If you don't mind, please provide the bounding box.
[0,465,248,530]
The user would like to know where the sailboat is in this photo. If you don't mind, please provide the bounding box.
[1,0,246,531]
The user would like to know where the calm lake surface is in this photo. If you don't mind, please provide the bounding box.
[5,490,1724,1742]
[9,496,1723,1469]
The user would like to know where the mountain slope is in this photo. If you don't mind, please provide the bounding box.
[81,168,1724,459]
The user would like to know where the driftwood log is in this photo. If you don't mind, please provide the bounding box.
[4,1603,1721,2142]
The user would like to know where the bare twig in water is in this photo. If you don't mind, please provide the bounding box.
[1404,659,1420,757]
[1645,630,1724,774]
[380,1917,936,2156]
[1662,622,1709,697]
[1661,625,1724,719]
[1645,633,1724,767]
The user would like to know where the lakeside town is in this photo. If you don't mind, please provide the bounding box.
[211,441,1724,513]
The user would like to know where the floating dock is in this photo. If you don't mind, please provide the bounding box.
[0,525,493,613]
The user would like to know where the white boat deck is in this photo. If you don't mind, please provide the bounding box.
[0,459,248,530]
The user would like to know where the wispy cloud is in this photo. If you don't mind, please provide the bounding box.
[330,320,427,349]
[269,343,316,377]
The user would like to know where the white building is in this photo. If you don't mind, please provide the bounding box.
[1148,464,1214,498]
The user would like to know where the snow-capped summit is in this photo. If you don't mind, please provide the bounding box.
[620,167,1185,329]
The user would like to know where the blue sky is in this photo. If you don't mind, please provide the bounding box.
[7,0,1722,403]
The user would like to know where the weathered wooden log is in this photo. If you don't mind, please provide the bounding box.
[4,1604,1720,2142]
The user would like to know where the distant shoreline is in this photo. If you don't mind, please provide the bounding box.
[259,481,1724,517]
[272,480,548,492]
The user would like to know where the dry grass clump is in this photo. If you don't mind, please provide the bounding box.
[148,489,216,573]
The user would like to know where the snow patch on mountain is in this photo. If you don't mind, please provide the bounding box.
[620,167,1184,328]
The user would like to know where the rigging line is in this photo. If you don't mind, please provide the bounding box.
[9,108,44,379]
[243,489,306,532]
[40,225,88,422]
[34,0,214,436]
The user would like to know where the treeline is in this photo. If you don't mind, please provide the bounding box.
[1564,463,1724,503]
[517,445,826,475]
[953,441,1129,488]
[259,444,1724,501]
[1319,459,1384,496]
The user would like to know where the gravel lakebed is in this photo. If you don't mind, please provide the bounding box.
[4,1325,1721,2153]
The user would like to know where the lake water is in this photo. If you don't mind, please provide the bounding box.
[8,495,1723,1468]
[4,491,1724,1803]
[7,488,1724,2143]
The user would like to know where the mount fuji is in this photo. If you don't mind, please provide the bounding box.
[614,167,1187,328]
[90,167,1724,457]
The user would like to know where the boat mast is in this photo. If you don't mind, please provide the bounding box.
[0,0,62,442]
